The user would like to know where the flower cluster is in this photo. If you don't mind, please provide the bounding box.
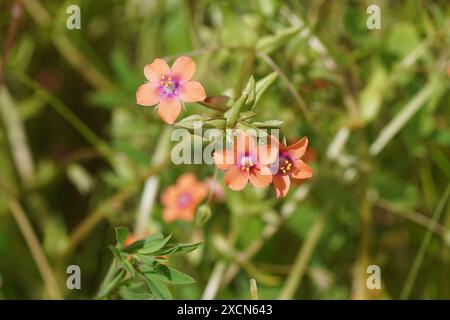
[136,56,314,206]
[213,132,313,198]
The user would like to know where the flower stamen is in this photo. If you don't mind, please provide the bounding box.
[279,157,293,175]
[240,156,255,173]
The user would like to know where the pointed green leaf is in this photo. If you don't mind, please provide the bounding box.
[149,265,195,285]
[153,242,203,256]
[243,75,256,104]
[137,235,172,255]
[109,245,123,260]
[122,233,164,253]
[252,72,278,110]
[252,120,284,128]
[115,227,129,245]
[144,274,172,300]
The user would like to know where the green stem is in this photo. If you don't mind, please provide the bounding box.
[18,73,116,168]
[278,211,325,299]
[400,183,450,299]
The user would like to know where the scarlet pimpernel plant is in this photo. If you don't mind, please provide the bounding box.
[100,55,315,300]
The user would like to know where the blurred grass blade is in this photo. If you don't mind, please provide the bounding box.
[369,77,444,156]
[0,86,35,187]
[400,183,450,299]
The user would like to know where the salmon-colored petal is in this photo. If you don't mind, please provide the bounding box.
[287,137,308,159]
[269,135,286,152]
[144,58,170,83]
[177,208,195,222]
[192,182,208,203]
[234,131,257,156]
[214,149,235,170]
[179,81,206,103]
[291,159,314,180]
[224,166,249,191]
[157,98,182,124]
[161,186,178,205]
[178,173,197,188]
[163,207,178,223]
[171,56,196,82]
[249,171,273,188]
[273,174,291,198]
[136,83,160,106]
[258,144,279,166]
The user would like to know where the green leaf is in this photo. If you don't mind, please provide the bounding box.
[243,75,256,104]
[121,259,135,276]
[175,115,204,130]
[252,72,278,110]
[144,274,172,300]
[109,245,123,260]
[148,265,195,285]
[115,227,129,246]
[96,269,126,299]
[118,286,153,300]
[360,67,387,122]
[226,94,247,128]
[136,254,155,266]
[153,242,203,256]
[137,235,172,255]
[239,111,257,121]
[256,26,301,54]
[204,118,226,129]
[252,120,284,128]
[122,233,164,253]
[111,49,140,92]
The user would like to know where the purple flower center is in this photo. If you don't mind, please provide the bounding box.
[239,154,255,172]
[178,192,193,209]
[158,75,181,99]
[274,152,293,175]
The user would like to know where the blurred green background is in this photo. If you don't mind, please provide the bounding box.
[0,0,449,299]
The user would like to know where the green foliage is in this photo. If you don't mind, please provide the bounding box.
[1,0,449,301]
[97,228,201,300]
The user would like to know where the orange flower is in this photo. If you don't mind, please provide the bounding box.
[270,136,314,198]
[161,173,208,223]
[214,132,277,191]
[136,56,206,124]
[124,233,139,247]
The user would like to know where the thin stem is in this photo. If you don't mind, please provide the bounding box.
[201,260,227,300]
[249,278,258,300]
[206,167,219,204]
[18,73,116,167]
[278,211,325,299]
[196,101,228,113]
[96,259,118,299]
[256,51,310,120]
[0,0,22,85]
[400,183,450,299]
[0,182,62,299]
[376,198,450,238]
